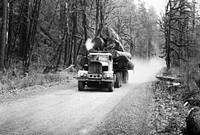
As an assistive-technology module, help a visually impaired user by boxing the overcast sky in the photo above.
[135,0,167,15]
[135,0,200,16]
[145,0,167,14]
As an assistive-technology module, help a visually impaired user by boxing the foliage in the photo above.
[0,0,161,73]
[0,0,163,96]
[109,0,160,59]
[152,81,187,135]
[159,0,200,69]
[0,69,71,96]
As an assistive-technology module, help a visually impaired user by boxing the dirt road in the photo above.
[0,79,154,135]
[0,79,141,134]
[0,58,165,135]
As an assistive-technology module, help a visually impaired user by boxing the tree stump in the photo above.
[186,106,200,135]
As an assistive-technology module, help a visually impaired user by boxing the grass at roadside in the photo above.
[150,66,200,135]
[151,80,187,135]
[90,83,155,135]
[0,68,76,98]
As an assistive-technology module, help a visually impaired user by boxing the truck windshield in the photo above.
[89,55,109,62]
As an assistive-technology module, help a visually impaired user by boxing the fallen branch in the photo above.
[156,75,182,83]
[63,65,76,72]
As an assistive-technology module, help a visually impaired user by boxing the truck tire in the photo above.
[78,81,85,91]
[122,70,129,84]
[107,82,114,92]
[115,72,122,88]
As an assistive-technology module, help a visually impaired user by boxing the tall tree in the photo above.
[160,0,191,69]
[19,0,41,74]
[0,0,7,71]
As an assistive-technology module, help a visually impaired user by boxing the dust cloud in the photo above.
[128,57,166,84]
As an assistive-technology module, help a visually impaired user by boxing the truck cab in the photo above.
[77,52,114,92]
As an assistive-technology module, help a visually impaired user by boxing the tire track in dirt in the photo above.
[0,82,135,135]
[89,82,155,135]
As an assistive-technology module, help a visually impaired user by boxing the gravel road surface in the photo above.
[0,58,164,135]
[0,80,154,135]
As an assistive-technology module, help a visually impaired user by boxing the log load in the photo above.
[84,37,134,71]
[77,26,134,70]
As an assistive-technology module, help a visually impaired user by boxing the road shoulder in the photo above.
[90,82,155,135]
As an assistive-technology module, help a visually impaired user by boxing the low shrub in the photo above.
[0,69,71,96]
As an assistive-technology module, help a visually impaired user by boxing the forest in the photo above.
[0,0,200,92]
[0,0,159,74]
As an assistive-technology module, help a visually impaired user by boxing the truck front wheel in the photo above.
[78,81,85,91]
[107,82,114,92]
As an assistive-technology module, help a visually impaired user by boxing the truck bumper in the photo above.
[77,78,114,83]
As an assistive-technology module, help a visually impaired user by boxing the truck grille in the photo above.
[88,62,102,74]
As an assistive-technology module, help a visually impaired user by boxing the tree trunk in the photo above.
[64,31,69,66]
[147,36,152,60]
[18,0,29,75]
[64,1,70,66]
[166,0,172,70]
[6,1,13,67]
[27,0,41,69]
[72,0,78,64]
[81,0,88,42]
[19,0,41,75]
[95,0,99,35]
[0,0,8,71]
[99,0,104,31]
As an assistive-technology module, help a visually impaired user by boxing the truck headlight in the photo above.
[103,71,113,79]
[78,70,88,77]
